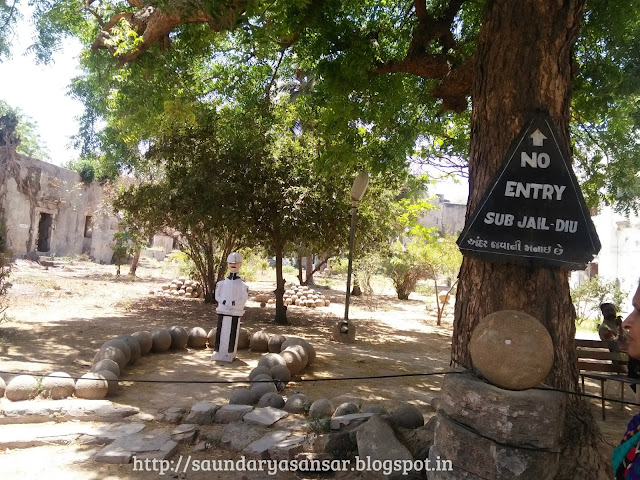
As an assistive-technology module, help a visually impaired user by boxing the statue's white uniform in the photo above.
[212,253,248,362]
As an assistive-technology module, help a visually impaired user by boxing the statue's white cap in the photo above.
[227,252,242,264]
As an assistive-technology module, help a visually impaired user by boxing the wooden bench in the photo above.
[576,339,639,420]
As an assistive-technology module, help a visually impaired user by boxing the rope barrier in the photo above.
[1,368,639,407]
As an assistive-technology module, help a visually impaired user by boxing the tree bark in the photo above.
[128,249,141,276]
[452,1,610,476]
[274,243,288,325]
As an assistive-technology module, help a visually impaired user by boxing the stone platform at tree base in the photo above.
[427,371,566,480]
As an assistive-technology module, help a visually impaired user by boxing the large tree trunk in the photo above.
[453,1,610,477]
[274,243,288,325]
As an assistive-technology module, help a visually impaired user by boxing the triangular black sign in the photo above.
[457,112,601,270]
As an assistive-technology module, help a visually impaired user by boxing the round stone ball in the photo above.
[280,349,304,376]
[389,403,424,429]
[229,388,259,405]
[269,365,291,384]
[132,331,153,355]
[268,334,286,353]
[281,337,316,365]
[188,327,208,348]
[75,372,109,399]
[41,372,75,400]
[248,367,271,381]
[309,399,334,420]
[251,373,274,384]
[469,310,554,390]
[150,328,172,353]
[5,375,39,401]
[117,334,142,364]
[237,328,251,350]
[169,326,189,349]
[101,339,131,365]
[0,377,5,398]
[283,344,308,370]
[75,373,109,399]
[250,331,270,352]
[283,393,310,414]
[95,370,119,396]
[251,378,278,397]
[334,402,360,417]
[258,353,287,370]
[207,328,217,349]
[257,392,285,408]
[331,319,356,343]
[94,346,127,370]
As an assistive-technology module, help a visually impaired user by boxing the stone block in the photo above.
[220,421,267,452]
[434,415,559,479]
[215,404,253,423]
[242,430,291,459]
[268,435,307,460]
[156,406,186,424]
[171,424,198,443]
[243,407,288,427]
[330,412,375,430]
[94,431,178,464]
[439,372,565,450]
[426,446,481,480]
[356,415,413,464]
[184,402,220,424]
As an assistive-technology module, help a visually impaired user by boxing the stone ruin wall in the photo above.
[1,153,119,264]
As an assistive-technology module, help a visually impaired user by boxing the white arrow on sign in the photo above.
[530,129,547,147]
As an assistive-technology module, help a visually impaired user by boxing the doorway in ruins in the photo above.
[36,212,53,252]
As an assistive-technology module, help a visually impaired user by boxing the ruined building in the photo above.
[0,117,119,263]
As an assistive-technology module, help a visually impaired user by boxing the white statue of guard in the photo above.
[212,252,248,362]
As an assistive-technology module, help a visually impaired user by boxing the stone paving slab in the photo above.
[184,401,220,424]
[0,398,140,424]
[220,421,267,452]
[215,404,253,423]
[267,435,308,460]
[330,412,375,430]
[242,407,288,426]
[242,430,291,459]
[94,429,178,464]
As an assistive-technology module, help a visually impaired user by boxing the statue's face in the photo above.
[228,262,241,273]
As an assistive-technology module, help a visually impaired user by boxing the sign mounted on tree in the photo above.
[457,112,601,270]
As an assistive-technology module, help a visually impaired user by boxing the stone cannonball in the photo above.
[95,370,119,396]
[269,364,291,384]
[101,339,131,365]
[188,327,208,349]
[169,326,189,349]
[283,393,310,414]
[309,399,334,420]
[207,328,217,349]
[0,376,5,398]
[279,349,304,376]
[41,372,75,400]
[248,367,271,381]
[237,328,251,350]
[91,358,120,377]
[94,346,127,370]
[75,373,109,399]
[150,328,172,353]
[281,337,316,365]
[5,375,39,401]
[257,353,287,370]
[251,373,273,384]
[251,378,278,398]
[283,345,308,370]
[132,331,153,355]
[250,331,270,352]
[268,334,286,353]
[257,392,285,408]
[117,334,142,364]
[469,310,554,390]
[229,388,259,405]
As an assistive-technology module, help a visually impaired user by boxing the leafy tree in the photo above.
[16,0,640,472]
[0,101,50,160]
[571,276,628,324]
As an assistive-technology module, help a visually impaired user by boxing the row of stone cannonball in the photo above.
[150,277,204,299]
[255,285,331,308]
[228,334,316,409]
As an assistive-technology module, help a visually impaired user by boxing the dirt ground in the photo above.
[0,258,634,478]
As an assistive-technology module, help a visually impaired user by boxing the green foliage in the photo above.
[111,230,147,276]
[571,275,628,324]
[167,250,198,280]
[0,101,50,159]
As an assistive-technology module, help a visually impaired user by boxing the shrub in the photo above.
[571,275,627,324]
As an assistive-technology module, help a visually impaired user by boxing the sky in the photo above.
[0,9,469,204]
[0,10,84,167]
